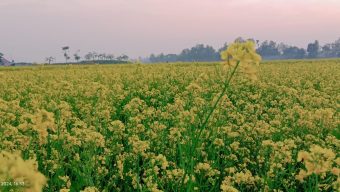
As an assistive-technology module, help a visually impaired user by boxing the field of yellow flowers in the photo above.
[0,56,339,190]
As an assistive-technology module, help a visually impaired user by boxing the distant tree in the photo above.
[98,53,107,60]
[149,54,157,62]
[256,40,280,58]
[107,54,115,60]
[163,54,178,62]
[117,54,129,61]
[320,44,332,58]
[307,40,320,58]
[178,44,219,62]
[104,54,110,60]
[151,53,178,62]
[277,43,289,55]
[62,46,70,63]
[74,53,81,63]
[322,44,332,52]
[73,50,81,63]
[332,38,340,57]
[45,56,55,64]
[122,54,129,61]
[102,54,108,60]
[0,52,3,65]
[98,54,103,60]
[326,38,340,57]
[178,49,190,61]
[92,52,98,61]
[149,44,221,63]
[282,46,306,59]
[146,37,340,62]
[84,52,97,62]
[84,52,92,61]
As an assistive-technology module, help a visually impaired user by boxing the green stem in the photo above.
[197,61,240,138]
[181,61,240,190]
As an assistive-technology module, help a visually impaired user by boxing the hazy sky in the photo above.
[1,0,340,62]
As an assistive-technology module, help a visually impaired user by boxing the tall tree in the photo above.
[45,56,55,64]
[307,40,320,58]
[74,50,81,63]
[62,46,70,63]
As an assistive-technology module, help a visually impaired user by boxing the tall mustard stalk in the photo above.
[182,40,262,191]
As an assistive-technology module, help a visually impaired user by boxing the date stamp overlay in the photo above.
[1,181,26,190]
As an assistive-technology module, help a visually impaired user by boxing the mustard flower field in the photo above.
[0,48,339,191]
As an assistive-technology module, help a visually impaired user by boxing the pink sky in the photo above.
[0,0,340,62]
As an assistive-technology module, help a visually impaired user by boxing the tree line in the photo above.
[2,38,340,65]
[147,38,340,63]
[44,46,130,64]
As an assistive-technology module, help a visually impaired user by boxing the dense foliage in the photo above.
[147,38,340,62]
[0,58,339,191]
